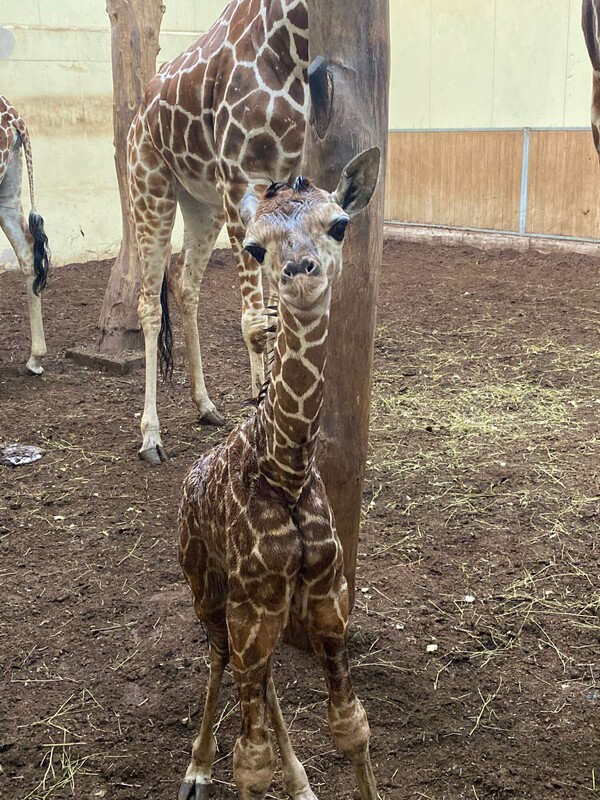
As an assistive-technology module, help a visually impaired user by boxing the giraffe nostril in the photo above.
[282,261,303,278]
[283,259,318,279]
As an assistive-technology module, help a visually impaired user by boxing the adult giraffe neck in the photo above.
[257,291,331,506]
[274,0,309,30]
[264,0,309,70]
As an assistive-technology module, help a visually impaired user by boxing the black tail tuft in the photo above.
[28,211,50,296]
[158,274,174,382]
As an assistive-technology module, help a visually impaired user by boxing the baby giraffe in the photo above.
[178,146,381,800]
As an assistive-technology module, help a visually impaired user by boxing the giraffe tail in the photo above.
[29,211,50,296]
[158,273,174,381]
[14,117,50,295]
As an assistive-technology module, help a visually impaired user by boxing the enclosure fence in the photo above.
[385,128,600,243]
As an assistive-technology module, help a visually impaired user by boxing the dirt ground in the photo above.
[0,238,598,800]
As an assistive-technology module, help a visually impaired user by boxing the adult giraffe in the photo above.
[582,0,600,158]
[0,96,50,375]
[129,0,309,464]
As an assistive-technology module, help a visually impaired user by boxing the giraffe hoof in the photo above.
[178,779,211,800]
[18,364,44,377]
[138,445,168,465]
[199,409,225,426]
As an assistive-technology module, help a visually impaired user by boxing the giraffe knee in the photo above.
[241,309,267,354]
[328,697,371,758]
[173,287,198,316]
[233,732,277,798]
[168,264,198,309]
[138,295,162,334]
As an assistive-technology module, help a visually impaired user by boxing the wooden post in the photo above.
[97,0,165,354]
[304,0,390,608]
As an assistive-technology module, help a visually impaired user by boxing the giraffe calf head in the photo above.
[240,147,380,312]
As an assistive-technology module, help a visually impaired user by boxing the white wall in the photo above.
[0,0,595,266]
[0,1,230,267]
[389,0,592,130]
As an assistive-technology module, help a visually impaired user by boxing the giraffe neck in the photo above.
[257,293,331,505]
[267,0,308,30]
[244,0,308,53]
[263,0,309,71]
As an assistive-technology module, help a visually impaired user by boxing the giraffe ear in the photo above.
[333,147,380,217]
[240,189,260,228]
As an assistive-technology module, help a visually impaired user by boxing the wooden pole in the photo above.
[304,0,390,608]
[97,0,165,354]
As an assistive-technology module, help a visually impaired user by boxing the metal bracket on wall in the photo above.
[519,128,530,236]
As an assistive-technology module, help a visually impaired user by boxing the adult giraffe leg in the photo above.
[129,120,177,464]
[0,154,46,375]
[306,578,377,800]
[223,190,266,398]
[169,188,225,426]
[266,677,319,800]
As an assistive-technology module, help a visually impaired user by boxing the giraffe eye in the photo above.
[328,219,348,242]
[244,244,267,264]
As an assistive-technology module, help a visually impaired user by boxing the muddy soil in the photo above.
[0,239,598,799]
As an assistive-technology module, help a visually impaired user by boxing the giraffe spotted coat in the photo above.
[128,0,309,464]
[178,150,381,800]
[0,96,49,375]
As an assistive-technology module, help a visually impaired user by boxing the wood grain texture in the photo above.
[527,130,600,238]
[384,128,600,240]
[385,130,523,232]
[302,0,390,611]
[98,0,165,353]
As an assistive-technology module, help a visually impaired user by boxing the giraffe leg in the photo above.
[138,253,173,465]
[179,498,231,799]
[266,677,319,800]
[223,191,266,398]
[170,188,225,426]
[0,154,46,375]
[306,581,378,800]
[228,606,289,800]
[179,637,229,800]
[129,120,177,464]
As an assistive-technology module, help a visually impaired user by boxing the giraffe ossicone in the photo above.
[128,0,310,465]
[178,146,381,800]
[0,95,50,375]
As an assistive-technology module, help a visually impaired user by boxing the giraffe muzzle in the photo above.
[279,257,328,311]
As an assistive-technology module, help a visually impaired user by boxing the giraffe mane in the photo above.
[240,307,277,409]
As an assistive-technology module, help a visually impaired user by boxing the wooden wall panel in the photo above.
[385,130,523,231]
[526,130,600,238]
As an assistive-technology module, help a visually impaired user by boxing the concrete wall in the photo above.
[0,1,230,267]
[389,0,591,130]
[0,0,596,267]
